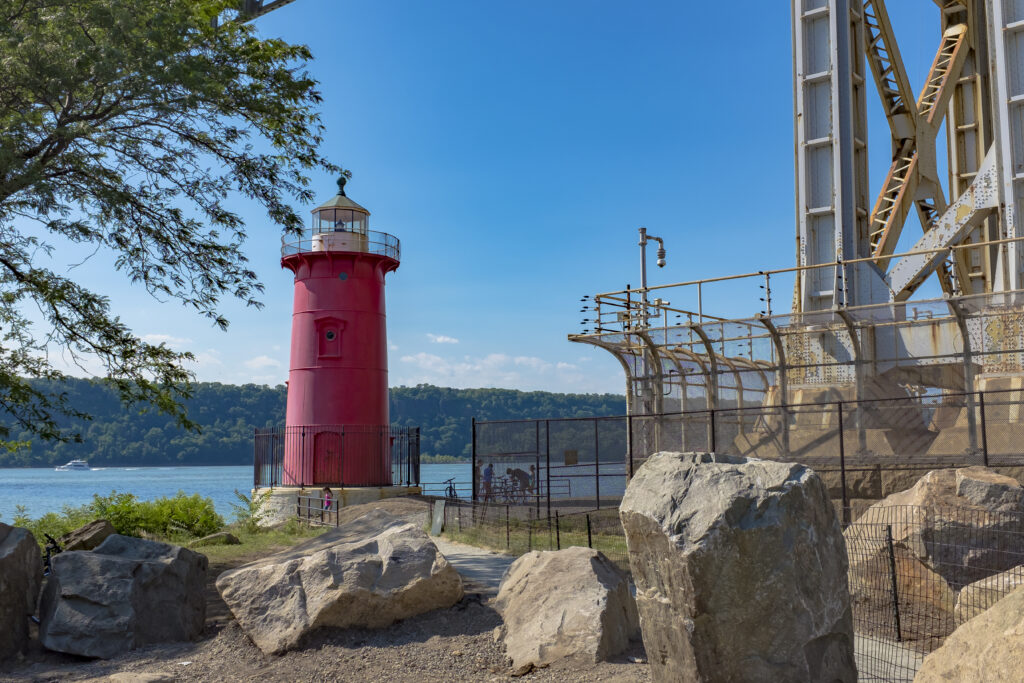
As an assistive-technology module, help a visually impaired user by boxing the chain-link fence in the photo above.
[473,388,1024,521]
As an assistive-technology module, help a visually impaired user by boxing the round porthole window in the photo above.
[338,272,348,281]
[325,330,336,341]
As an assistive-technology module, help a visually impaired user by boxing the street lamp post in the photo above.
[638,227,666,328]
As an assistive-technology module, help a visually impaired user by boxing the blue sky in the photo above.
[44,1,951,394]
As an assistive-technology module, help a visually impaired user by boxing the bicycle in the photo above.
[43,533,62,577]
[443,477,459,500]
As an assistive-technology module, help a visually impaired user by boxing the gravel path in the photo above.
[433,537,517,594]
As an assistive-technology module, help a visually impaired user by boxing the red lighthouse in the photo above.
[280,176,400,486]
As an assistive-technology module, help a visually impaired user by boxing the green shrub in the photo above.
[90,491,144,535]
[138,491,223,538]
[229,488,272,534]
[13,490,224,546]
[10,503,94,547]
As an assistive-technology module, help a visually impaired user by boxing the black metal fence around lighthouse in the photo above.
[253,424,420,488]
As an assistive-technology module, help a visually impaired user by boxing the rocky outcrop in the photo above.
[38,534,207,658]
[58,519,115,552]
[914,584,1024,682]
[856,466,1024,588]
[216,509,463,654]
[620,452,855,683]
[0,523,42,660]
[494,547,638,669]
[954,564,1024,625]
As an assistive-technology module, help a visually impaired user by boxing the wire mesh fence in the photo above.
[435,499,630,575]
[845,504,1024,681]
[428,498,1024,683]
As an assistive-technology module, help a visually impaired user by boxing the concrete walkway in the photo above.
[433,537,516,595]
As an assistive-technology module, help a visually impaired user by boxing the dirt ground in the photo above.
[1,499,650,683]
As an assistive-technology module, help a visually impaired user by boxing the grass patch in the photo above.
[198,518,328,565]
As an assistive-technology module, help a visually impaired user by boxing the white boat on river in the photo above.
[54,460,90,471]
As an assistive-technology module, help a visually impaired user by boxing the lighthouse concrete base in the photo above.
[253,485,422,526]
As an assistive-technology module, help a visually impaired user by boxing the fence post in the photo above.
[594,419,601,510]
[506,504,510,550]
[555,511,561,550]
[528,507,533,551]
[886,524,903,642]
[626,414,634,478]
[709,408,717,453]
[837,402,849,528]
[545,420,552,522]
[979,391,989,466]
[586,513,593,549]
[471,418,477,502]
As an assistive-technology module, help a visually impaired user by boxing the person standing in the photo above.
[322,486,333,522]
[482,462,494,503]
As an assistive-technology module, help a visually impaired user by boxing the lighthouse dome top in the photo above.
[282,175,400,261]
[313,174,370,216]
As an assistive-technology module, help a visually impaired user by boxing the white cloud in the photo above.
[389,343,400,351]
[141,333,192,349]
[426,333,459,344]
[395,350,620,393]
[244,355,282,370]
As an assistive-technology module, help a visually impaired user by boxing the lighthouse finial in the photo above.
[337,169,352,196]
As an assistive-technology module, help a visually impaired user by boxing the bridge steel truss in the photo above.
[572,0,1024,463]
[792,0,1024,312]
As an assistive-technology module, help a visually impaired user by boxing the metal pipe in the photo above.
[590,235,1024,299]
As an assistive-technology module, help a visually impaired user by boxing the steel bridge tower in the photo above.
[793,0,1019,311]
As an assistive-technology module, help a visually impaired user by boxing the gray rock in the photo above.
[915,584,1024,682]
[619,452,855,683]
[216,509,463,654]
[58,519,115,552]
[858,466,1024,588]
[0,523,42,660]
[38,534,207,658]
[954,564,1024,625]
[189,531,240,547]
[494,546,638,669]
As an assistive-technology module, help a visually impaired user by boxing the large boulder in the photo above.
[58,519,115,552]
[856,466,1024,588]
[38,534,207,658]
[216,509,463,654]
[620,452,855,683]
[0,523,42,660]
[954,564,1024,625]
[914,584,1024,682]
[494,546,638,669]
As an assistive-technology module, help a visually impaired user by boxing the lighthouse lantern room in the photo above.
[279,175,402,487]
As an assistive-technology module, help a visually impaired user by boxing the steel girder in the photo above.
[792,0,1024,309]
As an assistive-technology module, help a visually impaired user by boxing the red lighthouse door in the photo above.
[312,430,343,484]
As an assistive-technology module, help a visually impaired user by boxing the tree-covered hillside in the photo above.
[0,378,625,467]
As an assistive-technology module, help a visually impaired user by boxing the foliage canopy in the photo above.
[0,0,334,445]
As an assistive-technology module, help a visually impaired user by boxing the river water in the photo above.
[0,463,473,522]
